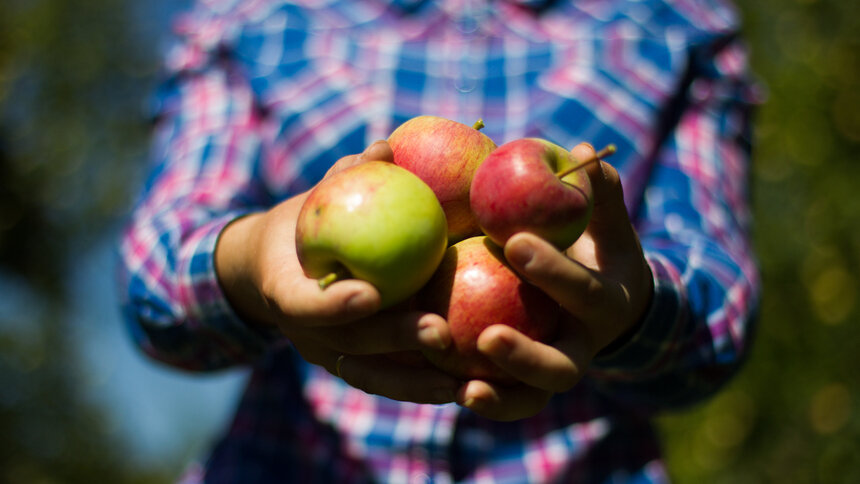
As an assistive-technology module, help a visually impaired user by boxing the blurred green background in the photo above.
[0,0,857,482]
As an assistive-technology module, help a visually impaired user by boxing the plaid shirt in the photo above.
[119,0,761,482]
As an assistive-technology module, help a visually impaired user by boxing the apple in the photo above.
[469,139,615,250]
[416,236,561,382]
[296,161,448,309]
[388,115,497,242]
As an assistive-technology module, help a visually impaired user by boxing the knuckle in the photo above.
[549,366,583,393]
[533,256,567,287]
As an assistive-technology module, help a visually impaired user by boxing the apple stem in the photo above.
[472,119,485,131]
[318,267,351,290]
[555,144,617,179]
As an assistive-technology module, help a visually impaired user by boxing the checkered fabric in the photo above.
[118,1,761,482]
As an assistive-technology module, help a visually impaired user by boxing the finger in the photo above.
[360,139,394,163]
[308,311,451,354]
[338,354,460,404]
[504,232,613,325]
[571,144,633,243]
[570,142,622,212]
[457,380,552,421]
[476,324,589,393]
[273,276,382,327]
[325,140,394,177]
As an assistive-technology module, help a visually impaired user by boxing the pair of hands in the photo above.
[215,140,653,421]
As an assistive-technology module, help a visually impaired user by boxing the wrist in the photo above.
[590,253,655,358]
[215,211,274,327]
[590,252,683,376]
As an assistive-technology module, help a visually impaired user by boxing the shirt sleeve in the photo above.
[588,34,762,410]
[117,9,285,371]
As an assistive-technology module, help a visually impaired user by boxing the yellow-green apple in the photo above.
[416,236,560,382]
[470,139,615,250]
[388,115,497,242]
[296,161,448,309]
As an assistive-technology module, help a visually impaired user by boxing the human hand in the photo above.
[215,141,460,404]
[456,143,654,420]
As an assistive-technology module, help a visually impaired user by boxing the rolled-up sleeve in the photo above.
[118,9,283,371]
[590,35,761,410]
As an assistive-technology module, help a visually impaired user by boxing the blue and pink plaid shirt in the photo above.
[119,0,761,482]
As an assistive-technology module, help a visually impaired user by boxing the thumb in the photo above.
[325,140,394,178]
[361,139,394,163]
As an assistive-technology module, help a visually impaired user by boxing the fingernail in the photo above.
[457,385,483,411]
[477,330,512,357]
[506,239,534,268]
[419,316,449,350]
[347,291,376,313]
[363,139,384,155]
[456,384,473,406]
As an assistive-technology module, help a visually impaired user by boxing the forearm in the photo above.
[215,211,273,328]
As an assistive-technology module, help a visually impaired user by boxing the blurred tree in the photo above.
[659,1,860,483]
[0,0,182,482]
[1,0,158,284]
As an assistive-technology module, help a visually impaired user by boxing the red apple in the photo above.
[470,139,614,250]
[416,236,561,382]
[388,115,497,242]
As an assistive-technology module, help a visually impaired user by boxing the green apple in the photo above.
[296,161,448,309]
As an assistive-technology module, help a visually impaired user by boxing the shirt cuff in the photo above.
[588,251,688,381]
[178,212,289,360]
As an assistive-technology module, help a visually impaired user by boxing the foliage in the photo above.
[658,1,860,483]
[0,0,157,289]
[1,0,177,482]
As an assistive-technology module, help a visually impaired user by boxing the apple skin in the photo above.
[470,138,593,250]
[296,161,448,309]
[416,236,561,383]
[388,115,497,243]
